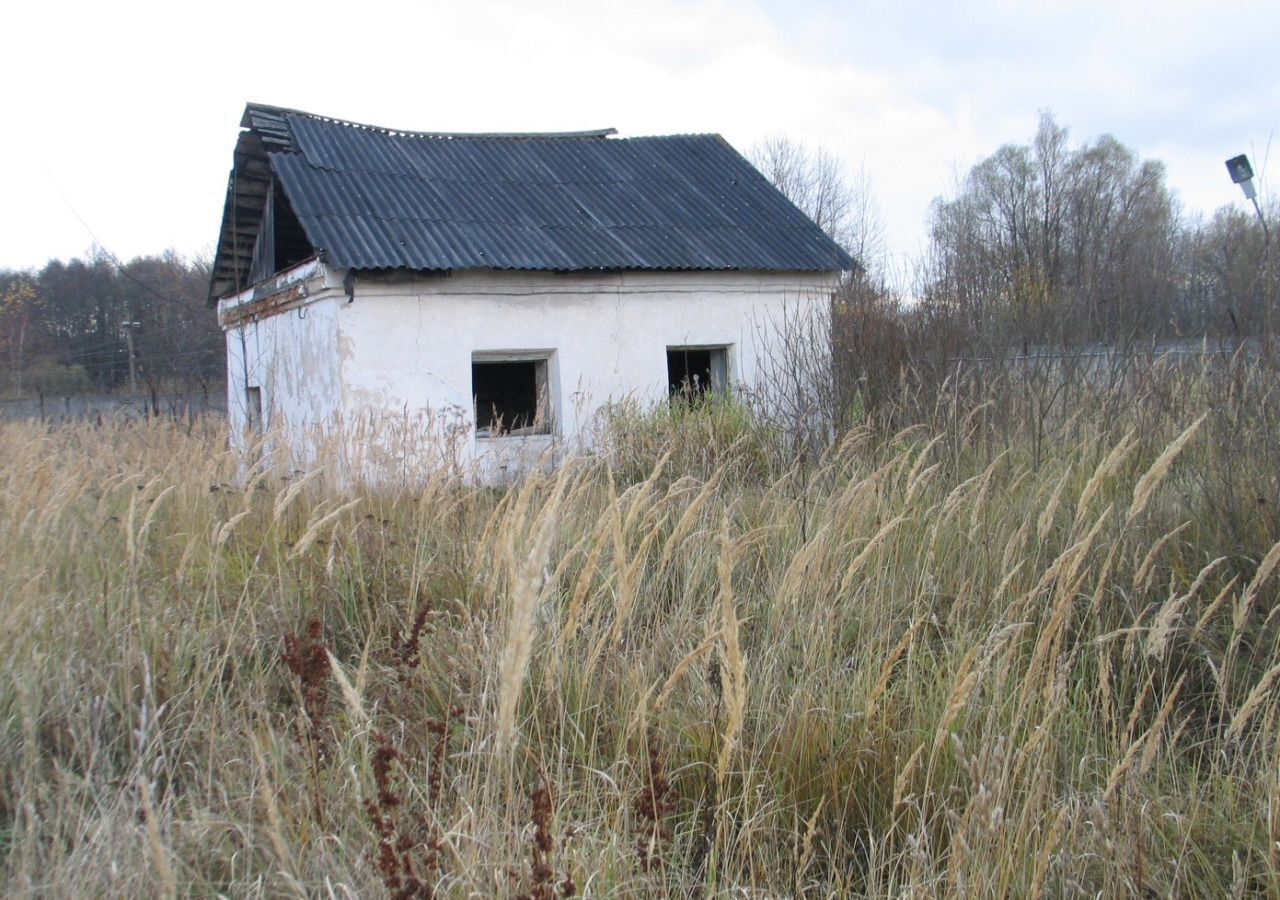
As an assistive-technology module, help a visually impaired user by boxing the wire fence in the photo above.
[0,386,227,424]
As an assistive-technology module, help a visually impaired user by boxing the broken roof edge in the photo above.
[340,263,849,278]
[210,259,847,306]
[242,102,617,141]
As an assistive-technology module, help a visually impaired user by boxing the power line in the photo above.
[43,164,204,310]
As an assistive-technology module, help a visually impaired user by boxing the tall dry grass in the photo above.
[1,351,1279,896]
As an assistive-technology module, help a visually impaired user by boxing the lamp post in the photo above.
[1226,154,1269,243]
[1226,153,1273,351]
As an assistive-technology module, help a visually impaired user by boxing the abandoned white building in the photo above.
[209,103,853,478]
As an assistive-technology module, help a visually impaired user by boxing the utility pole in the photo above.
[121,321,140,392]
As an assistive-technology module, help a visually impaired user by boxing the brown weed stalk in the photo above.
[395,603,433,678]
[634,725,676,872]
[515,779,576,900]
[367,732,446,900]
[281,619,332,757]
[427,706,462,807]
[281,617,335,826]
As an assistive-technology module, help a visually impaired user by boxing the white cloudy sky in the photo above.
[1,0,1276,274]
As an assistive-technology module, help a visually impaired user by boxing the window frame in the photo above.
[666,344,730,397]
[471,350,555,438]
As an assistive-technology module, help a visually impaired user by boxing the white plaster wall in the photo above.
[220,265,344,468]
[334,268,836,477]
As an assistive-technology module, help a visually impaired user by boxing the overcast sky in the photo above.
[2,0,1276,276]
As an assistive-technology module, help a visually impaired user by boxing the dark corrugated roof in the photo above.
[210,103,854,300]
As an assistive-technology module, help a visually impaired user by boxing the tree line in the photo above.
[1,112,1272,419]
[0,250,222,405]
[754,113,1278,421]
[920,113,1274,344]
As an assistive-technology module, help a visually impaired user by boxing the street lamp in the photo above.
[1226,154,1257,198]
[1226,153,1268,241]
[1227,153,1275,351]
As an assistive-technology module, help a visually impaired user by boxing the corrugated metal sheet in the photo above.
[210,104,853,299]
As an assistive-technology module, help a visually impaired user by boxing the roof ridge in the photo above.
[244,102,617,141]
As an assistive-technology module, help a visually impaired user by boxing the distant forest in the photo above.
[0,251,222,402]
[0,113,1274,416]
[755,115,1277,419]
[754,115,1276,346]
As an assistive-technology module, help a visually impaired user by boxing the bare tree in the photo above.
[749,135,885,274]
[0,278,39,393]
[1183,200,1278,339]
[748,135,915,429]
[125,252,223,414]
[923,112,1180,348]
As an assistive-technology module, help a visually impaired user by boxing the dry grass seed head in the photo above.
[1127,412,1207,522]
[272,467,325,524]
[1133,520,1192,595]
[289,498,361,560]
[495,470,570,759]
[1226,659,1280,742]
[1146,556,1228,662]
[1074,430,1137,532]
[1037,465,1074,541]
[715,515,747,786]
[1240,539,1280,631]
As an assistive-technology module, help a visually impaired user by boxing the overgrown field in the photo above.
[3,354,1280,897]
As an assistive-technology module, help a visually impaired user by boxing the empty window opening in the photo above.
[248,179,314,285]
[245,385,263,434]
[667,346,727,398]
[272,185,312,273]
[473,357,551,436]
